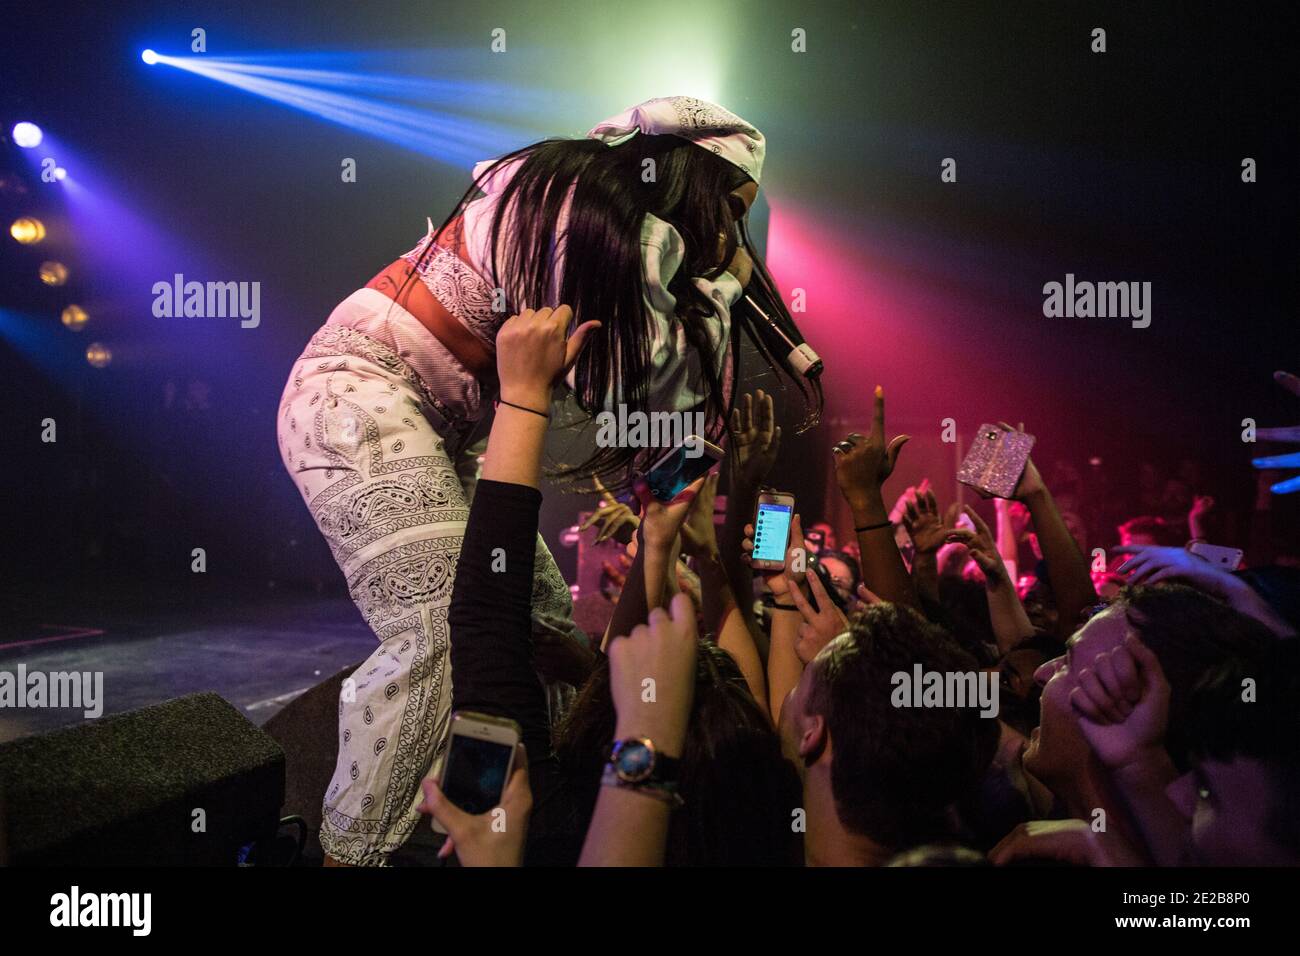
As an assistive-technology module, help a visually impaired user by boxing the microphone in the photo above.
[741,293,824,379]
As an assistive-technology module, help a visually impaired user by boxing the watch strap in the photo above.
[600,763,684,807]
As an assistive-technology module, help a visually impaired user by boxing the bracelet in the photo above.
[854,519,894,533]
[769,601,799,610]
[495,397,550,420]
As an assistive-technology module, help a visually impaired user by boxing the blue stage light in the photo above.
[12,122,43,148]
[139,52,556,168]
[141,49,159,65]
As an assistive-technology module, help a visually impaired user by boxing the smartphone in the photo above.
[957,425,1036,499]
[751,491,796,571]
[1187,541,1244,570]
[640,436,724,502]
[431,711,521,833]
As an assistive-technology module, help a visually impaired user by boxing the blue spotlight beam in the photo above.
[144,53,557,167]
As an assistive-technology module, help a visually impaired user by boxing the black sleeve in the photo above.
[447,478,551,760]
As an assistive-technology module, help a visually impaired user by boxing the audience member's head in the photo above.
[778,603,998,864]
[998,631,1066,736]
[815,550,860,610]
[808,521,838,553]
[937,575,999,664]
[1027,585,1275,804]
[1169,639,1300,865]
[1117,515,1183,548]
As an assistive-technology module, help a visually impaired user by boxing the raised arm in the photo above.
[602,475,707,649]
[901,486,957,605]
[738,513,810,725]
[721,390,783,644]
[949,505,1036,655]
[680,471,767,712]
[446,305,600,746]
[832,386,918,608]
[1009,435,1097,643]
[579,592,698,866]
[424,305,598,865]
[1070,636,1185,866]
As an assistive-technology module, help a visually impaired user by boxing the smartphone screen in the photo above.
[644,443,717,502]
[440,733,514,815]
[752,501,794,564]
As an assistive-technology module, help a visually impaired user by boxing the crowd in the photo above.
[417,305,1299,867]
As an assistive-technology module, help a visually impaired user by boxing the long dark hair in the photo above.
[554,641,803,866]
[405,131,820,486]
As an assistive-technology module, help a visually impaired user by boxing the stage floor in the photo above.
[0,582,373,744]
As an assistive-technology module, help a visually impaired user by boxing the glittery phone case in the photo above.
[956,425,1036,499]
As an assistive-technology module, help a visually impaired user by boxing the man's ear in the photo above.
[798,713,827,764]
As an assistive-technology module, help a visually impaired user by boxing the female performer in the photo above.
[277,96,819,865]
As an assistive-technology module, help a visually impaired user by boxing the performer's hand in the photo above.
[496,305,600,411]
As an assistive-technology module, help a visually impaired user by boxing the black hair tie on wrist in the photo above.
[854,519,893,533]
[496,398,550,420]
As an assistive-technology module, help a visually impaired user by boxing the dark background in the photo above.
[3,0,1298,626]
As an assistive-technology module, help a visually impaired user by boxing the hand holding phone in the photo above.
[748,492,796,571]
[429,711,522,835]
[634,474,710,552]
[420,737,532,867]
[639,436,725,503]
[1186,541,1243,570]
[957,424,1036,499]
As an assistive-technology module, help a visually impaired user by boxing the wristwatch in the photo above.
[602,737,684,806]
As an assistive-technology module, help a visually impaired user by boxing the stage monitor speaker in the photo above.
[0,691,285,866]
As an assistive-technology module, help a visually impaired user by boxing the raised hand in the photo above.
[1070,635,1170,771]
[679,471,721,560]
[730,390,782,488]
[634,474,709,552]
[832,386,910,509]
[947,505,1010,588]
[581,476,640,544]
[608,592,699,757]
[903,487,958,555]
[1188,494,1215,538]
[742,513,807,596]
[581,499,640,544]
[1251,371,1300,493]
[1111,544,1233,592]
[990,422,1046,502]
[496,305,601,412]
[785,565,850,664]
[889,478,931,524]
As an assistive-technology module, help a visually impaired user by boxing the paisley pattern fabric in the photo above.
[587,95,766,183]
[399,220,501,347]
[278,314,578,866]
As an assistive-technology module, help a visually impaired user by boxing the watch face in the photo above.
[613,740,654,782]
